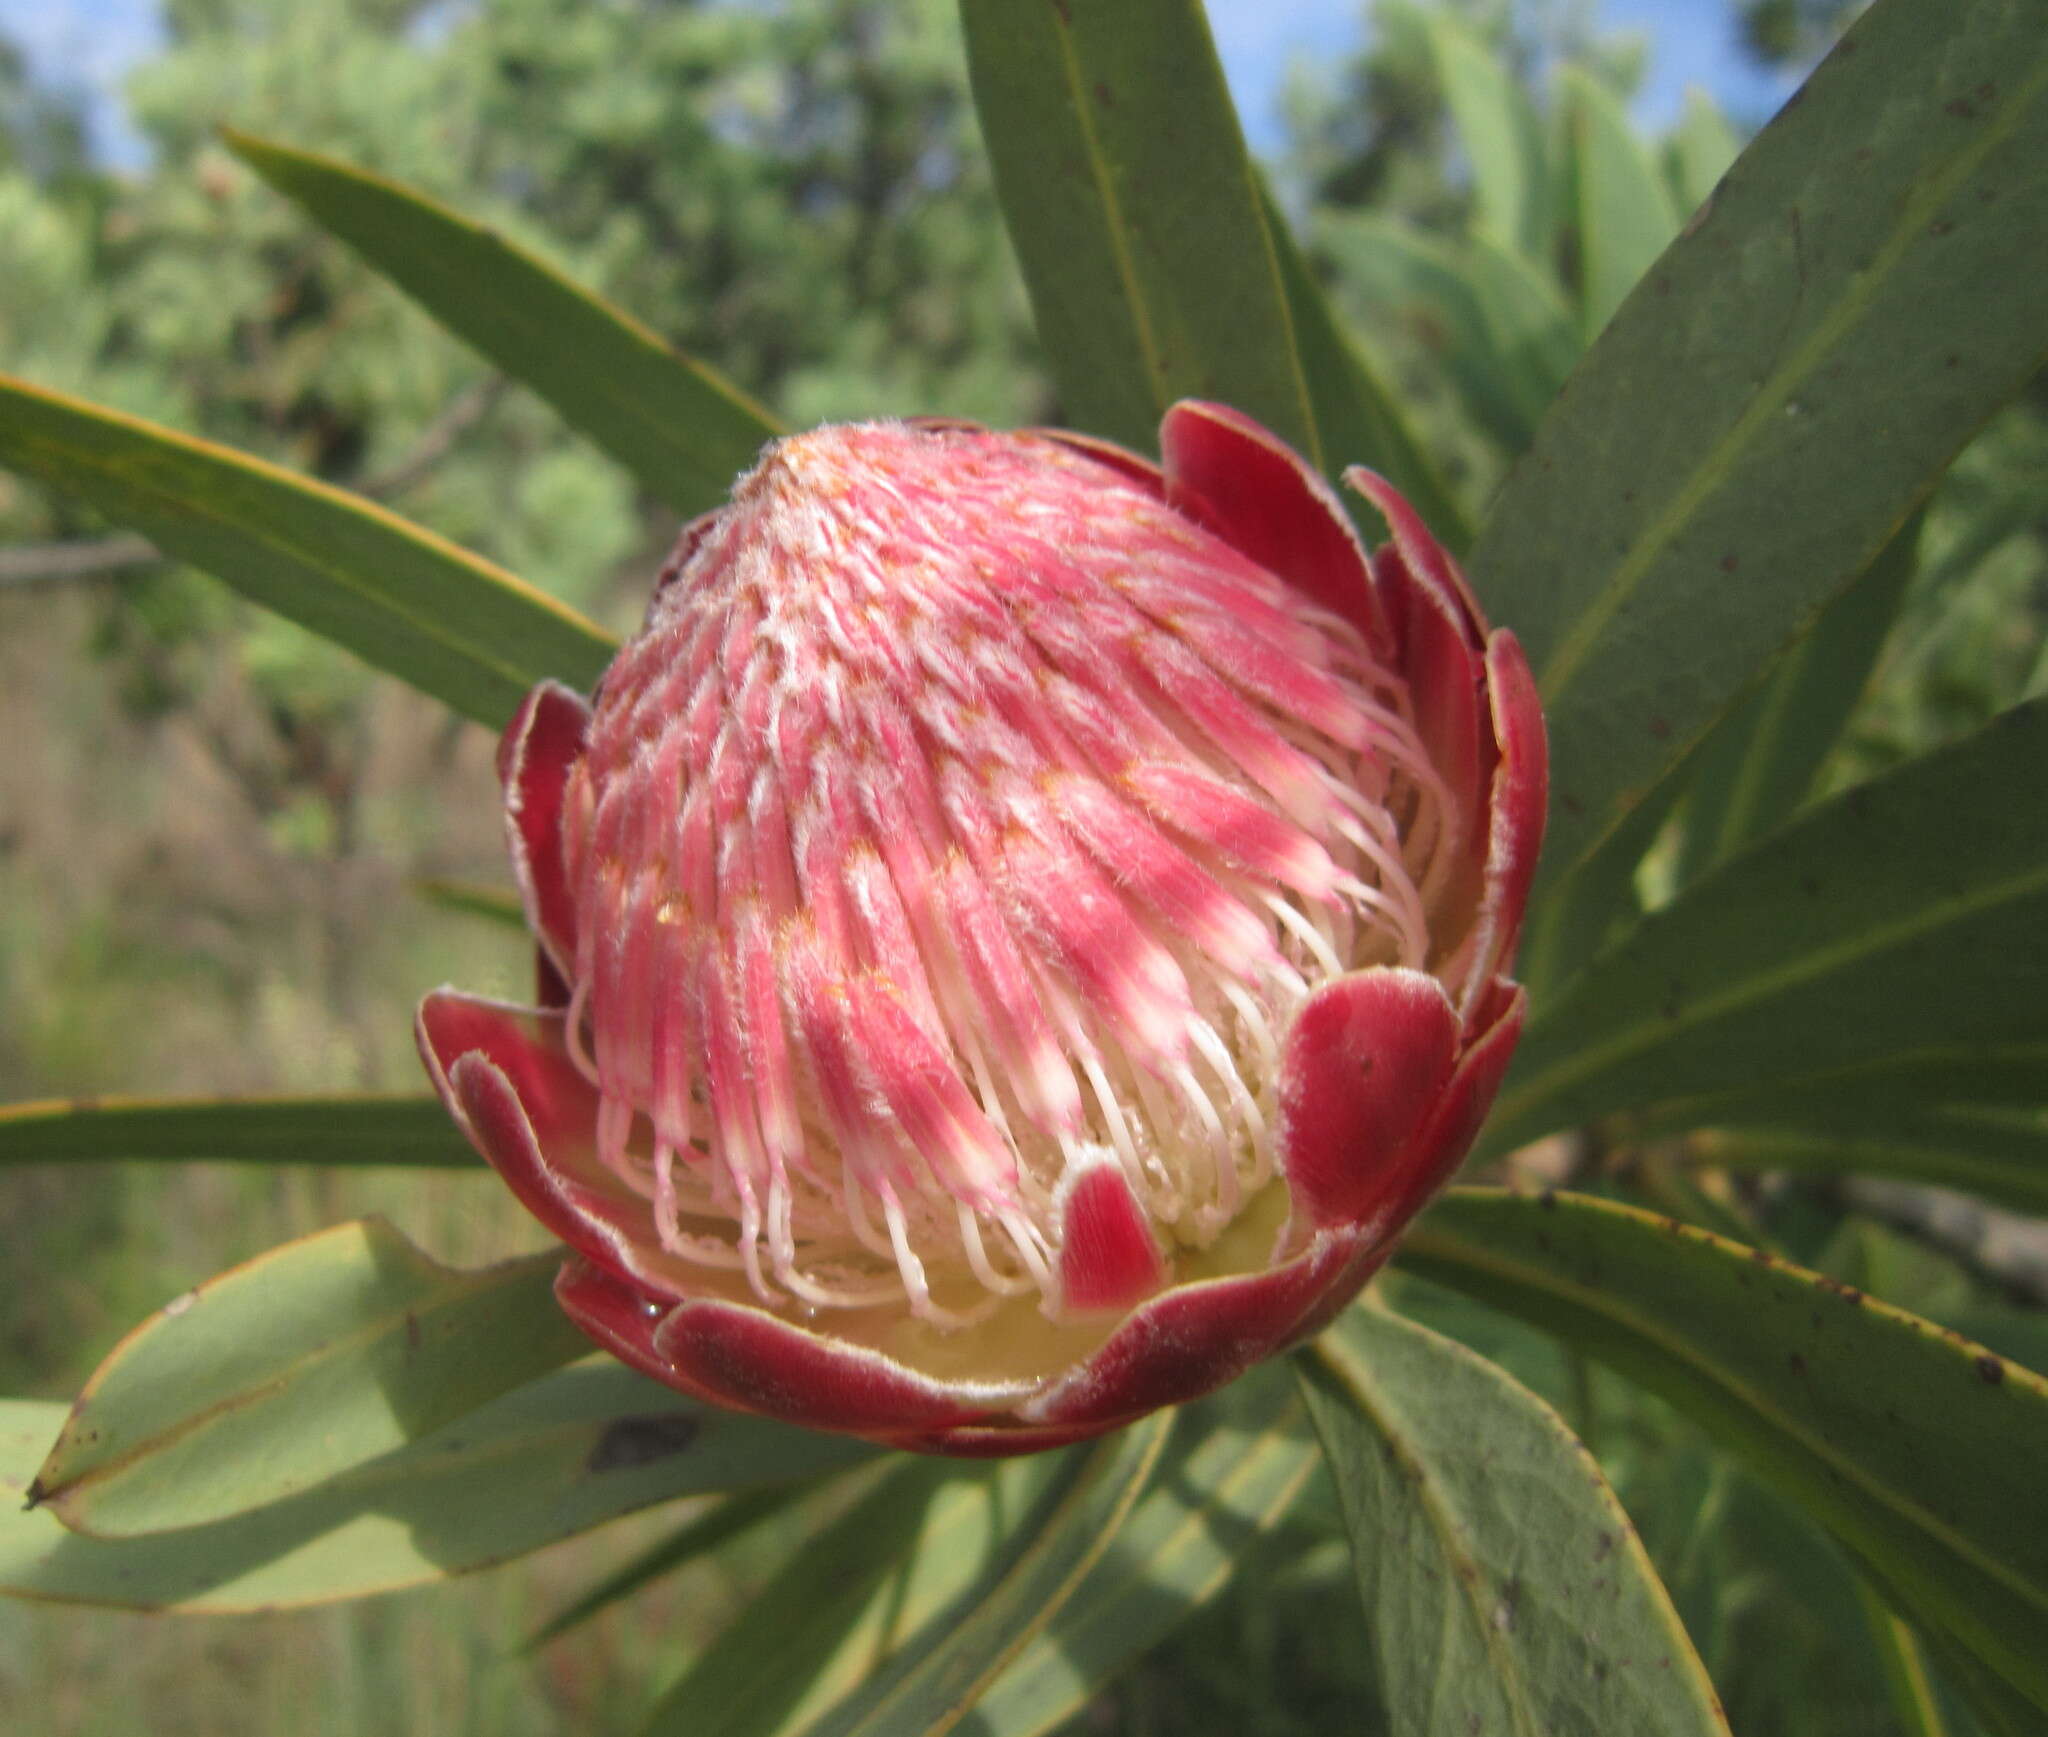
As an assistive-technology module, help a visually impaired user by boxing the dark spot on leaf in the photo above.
[1594,1530,1614,1560]
[1092,81,1113,109]
[1945,354,1961,369]
[1559,793,1584,818]
[1788,1351,1807,1377]
[1977,81,1997,100]
[1976,1355,2005,1385]
[404,1310,422,1353]
[1800,875,1822,897]
[1648,716,1671,740]
[1944,97,1978,119]
[1048,0,1071,22]
[1928,218,1956,237]
[1853,145,1873,163]
[23,1478,46,1512]
[1719,554,1739,573]
[587,1413,702,1473]
[1594,1661,1610,1682]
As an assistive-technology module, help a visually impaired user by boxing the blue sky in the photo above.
[5,0,1801,168]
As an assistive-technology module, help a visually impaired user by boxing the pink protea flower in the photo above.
[417,401,1544,1454]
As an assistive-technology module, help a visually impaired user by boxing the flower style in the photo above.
[417,401,1544,1454]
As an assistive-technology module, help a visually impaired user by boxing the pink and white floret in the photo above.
[417,400,1545,1454]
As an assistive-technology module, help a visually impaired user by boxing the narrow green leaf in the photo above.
[1665,89,1743,217]
[961,0,1316,459]
[1427,13,1554,260]
[1676,511,1923,882]
[1924,1624,2048,1737]
[0,1371,874,1611]
[1476,0,2048,882]
[0,374,614,726]
[30,1219,589,1534]
[1258,184,1474,550]
[1560,66,1681,334]
[1486,701,2048,1151]
[414,878,528,929]
[959,1370,1319,1737]
[1320,214,1553,453]
[1399,1189,2048,1711]
[1514,770,1680,1012]
[1695,1106,2048,1220]
[223,129,779,517]
[525,1479,828,1652]
[1462,234,1582,418]
[1856,1579,1956,1737]
[639,1456,1054,1737]
[0,1093,476,1168]
[1296,1300,1728,1737]
[1634,1045,2048,1135]
[799,1415,1170,1737]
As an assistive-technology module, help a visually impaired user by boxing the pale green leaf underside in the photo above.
[1488,700,2048,1151]
[224,129,780,518]
[1401,1190,2048,1711]
[1297,1300,1728,1737]
[32,1219,588,1534]
[0,1371,875,1611]
[1475,0,2048,883]
[0,373,614,726]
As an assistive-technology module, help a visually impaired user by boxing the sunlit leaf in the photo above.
[30,1219,588,1534]
[224,129,780,517]
[1296,1299,1729,1737]
[0,1094,476,1168]
[797,1415,1170,1737]
[960,0,1315,459]
[0,374,613,726]
[959,1370,1318,1737]
[1427,12,1554,260]
[1694,1105,2048,1221]
[1258,184,1474,549]
[1400,1190,2048,1711]
[1475,0,2048,882]
[1560,66,1680,335]
[1319,213,1553,453]
[0,1372,874,1611]
[525,1480,825,1652]
[1675,512,1923,883]
[1665,89,1743,217]
[1485,700,2048,1151]
[637,1456,1051,1737]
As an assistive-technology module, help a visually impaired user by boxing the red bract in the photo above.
[417,402,1545,1454]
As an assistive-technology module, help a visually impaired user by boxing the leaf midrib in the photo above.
[45,1251,564,1515]
[1496,851,2048,1133]
[1532,47,2048,709]
[1307,1331,1547,1737]
[1402,1212,2048,1621]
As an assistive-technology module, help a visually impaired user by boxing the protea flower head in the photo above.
[418,401,1544,1454]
